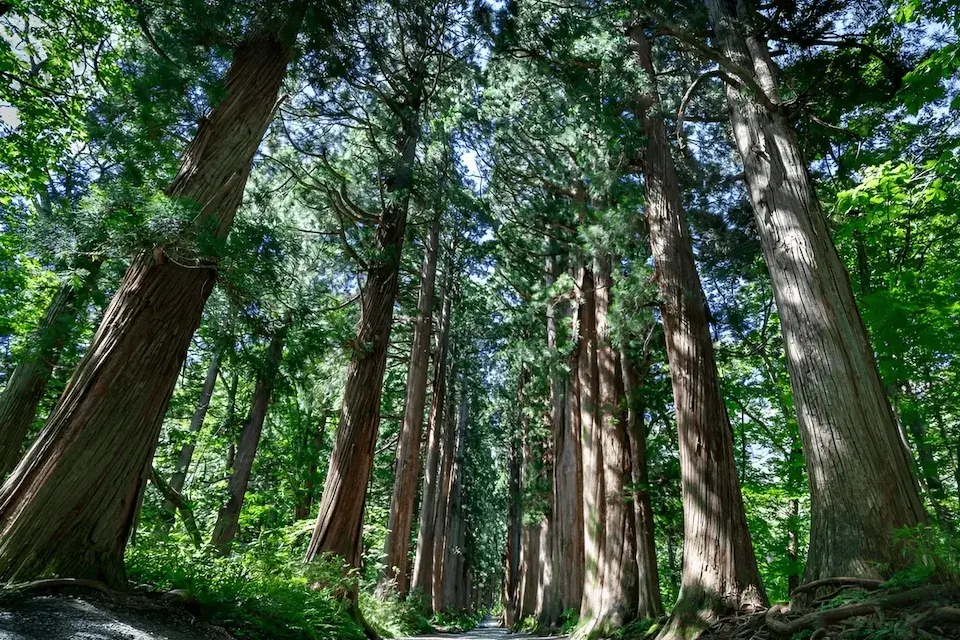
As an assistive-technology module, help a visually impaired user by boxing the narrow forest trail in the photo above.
[401,618,567,640]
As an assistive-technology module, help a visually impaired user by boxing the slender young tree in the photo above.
[211,318,289,553]
[0,13,304,586]
[699,0,926,582]
[627,24,767,639]
[380,210,441,596]
[161,351,221,524]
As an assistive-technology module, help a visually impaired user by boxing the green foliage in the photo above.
[358,591,432,638]
[126,542,365,640]
[430,609,483,632]
[888,524,960,587]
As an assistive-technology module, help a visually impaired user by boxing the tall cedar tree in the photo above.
[379,211,441,596]
[0,14,303,586]
[411,284,453,603]
[629,26,767,639]
[701,0,926,581]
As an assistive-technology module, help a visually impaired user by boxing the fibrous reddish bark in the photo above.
[440,387,468,612]
[621,346,663,618]
[411,286,453,604]
[0,260,101,478]
[702,0,926,582]
[577,263,604,624]
[431,364,459,612]
[0,25,300,587]
[504,371,525,628]
[211,320,288,553]
[380,212,441,596]
[589,259,638,635]
[558,269,585,613]
[305,94,422,570]
[628,25,767,639]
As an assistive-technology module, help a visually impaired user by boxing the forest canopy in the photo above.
[0,0,959,639]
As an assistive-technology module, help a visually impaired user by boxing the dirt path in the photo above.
[401,618,566,640]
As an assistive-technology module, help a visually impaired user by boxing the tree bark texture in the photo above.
[621,347,663,618]
[504,375,525,628]
[629,26,767,640]
[0,260,102,479]
[380,212,441,596]
[558,278,585,613]
[305,92,422,570]
[211,321,288,553]
[577,263,604,624]
[411,288,453,602]
[0,29,297,587]
[702,0,926,582]
[431,364,459,612]
[588,259,638,635]
[440,387,468,612]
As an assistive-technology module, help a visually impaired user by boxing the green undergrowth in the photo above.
[431,609,484,632]
[127,539,485,640]
[359,590,432,638]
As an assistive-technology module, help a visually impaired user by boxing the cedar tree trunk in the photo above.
[0,27,298,587]
[211,320,288,553]
[702,0,926,582]
[0,260,102,478]
[628,26,767,640]
[380,212,441,596]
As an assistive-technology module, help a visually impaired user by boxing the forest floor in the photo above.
[401,617,566,639]
[0,589,232,640]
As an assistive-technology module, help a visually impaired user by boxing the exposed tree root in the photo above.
[699,582,960,640]
[790,577,884,597]
[0,578,118,599]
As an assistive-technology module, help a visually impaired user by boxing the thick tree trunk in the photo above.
[306,94,422,570]
[411,288,453,604]
[702,0,926,582]
[558,277,585,613]
[0,260,102,478]
[517,385,540,625]
[295,411,327,520]
[380,212,441,596]
[586,258,638,636]
[535,515,556,629]
[211,321,288,553]
[431,365,459,612]
[161,352,221,524]
[504,375,525,628]
[440,388,468,612]
[621,347,663,619]
[518,520,540,624]
[0,29,298,587]
[577,263,604,624]
[628,26,767,639]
